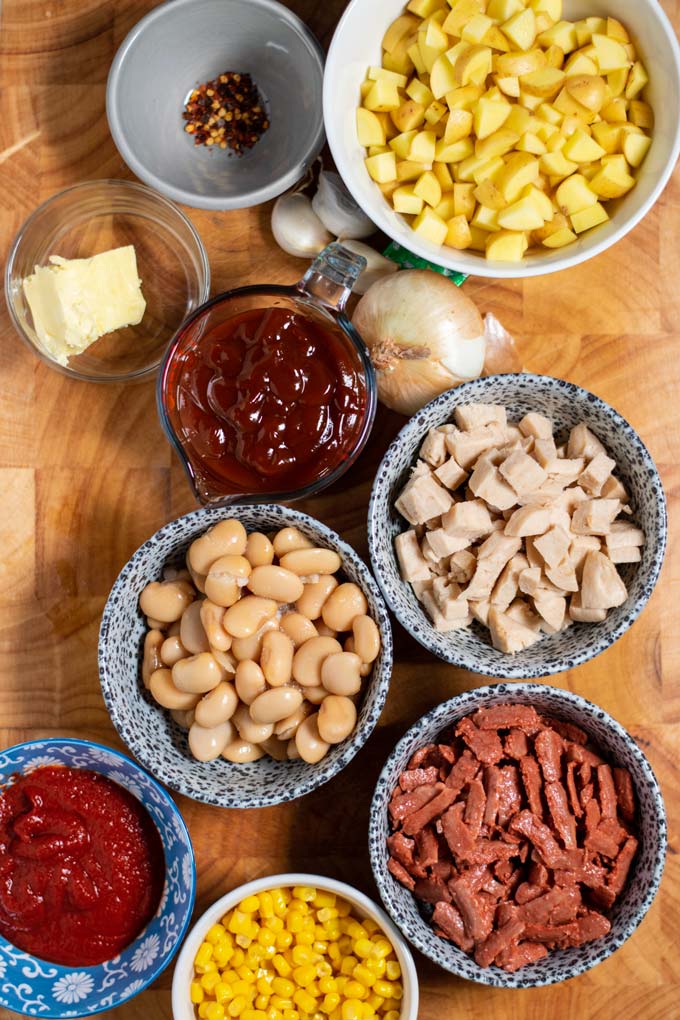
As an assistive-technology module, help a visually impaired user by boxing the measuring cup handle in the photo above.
[296,242,367,314]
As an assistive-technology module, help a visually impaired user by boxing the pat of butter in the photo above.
[22,245,146,366]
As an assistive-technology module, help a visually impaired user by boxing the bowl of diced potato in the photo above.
[324,0,680,276]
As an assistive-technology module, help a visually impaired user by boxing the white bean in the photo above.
[200,600,232,651]
[295,575,338,621]
[295,714,331,764]
[205,555,252,607]
[235,659,267,705]
[194,681,239,727]
[260,630,294,687]
[259,736,290,761]
[320,652,363,696]
[172,652,225,694]
[223,596,278,639]
[272,527,314,557]
[149,669,201,710]
[170,708,195,729]
[321,583,368,633]
[274,702,313,741]
[279,548,342,577]
[279,613,319,648]
[142,630,164,688]
[233,703,275,743]
[292,636,342,687]
[222,739,266,763]
[248,565,305,603]
[188,519,247,575]
[231,618,278,661]
[352,615,380,664]
[344,636,372,676]
[140,580,194,623]
[317,695,357,744]
[161,635,189,667]
[180,599,210,654]
[245,532,275,568]
[250,687,304,725]
[189,720,234,762]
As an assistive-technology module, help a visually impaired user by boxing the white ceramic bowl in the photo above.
[107,0,325,210]
[171,873,419,1020]
[324,0,680,278]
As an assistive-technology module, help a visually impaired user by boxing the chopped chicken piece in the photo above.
[396,531,432,582]
[421,590,472,632]
[555,485,589,515]
[546,458,586,487]
[601,475,630,505]
[505,425,524,444]
[534,594,567,631]
[608,546,641,564]
[423,528,471,560]
[491,553,530,610]
[470,599,491,625]
[571,499,620,536]
[569,591,607,623]
[465,534,522,601]
[505,599,543,631]
[443,499,495,539]
[519,411,553,440]
[411,459,431,479]
[605,522,644,550]
[556,444,567,458]
[445,424,508,469]
[449,550,477,583]
[468,456,518,512]
[547,507,572,533]
[412,579,433,599]
[433,577,469,620]
[488,607,543,653]
[420,428,448,467]
[570,535,601,577]
[580,552,628,610]
[567,423,606,462]
[533,526,571,569]
[524,537,544,569]
[533,437,558,468]
[544,559,579,593]
[396,472,453,525]
[499,451,548,495]
[435,458,468,491]
[505,506,552,538]
[518,566,542,598]
[579,452,616,496]
[455,403,508,431]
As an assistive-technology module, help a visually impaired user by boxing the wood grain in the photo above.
[1,1,679,1018]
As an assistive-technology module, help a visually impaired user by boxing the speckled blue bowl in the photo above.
[368,374,667,679]
[0,738,195,1018]
[99,506,393,809]
[369,684,667,988]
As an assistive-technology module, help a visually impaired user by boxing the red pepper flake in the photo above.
[182,71,269,153]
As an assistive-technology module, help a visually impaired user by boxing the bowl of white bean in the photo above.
[98,505,393,808]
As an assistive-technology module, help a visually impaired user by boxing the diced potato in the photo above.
[537,102,562,125]
[630,100,654,130]
[433,194,457,219]
[474,178,508,210]
[530,0,562,21]
[391,100,426,133]
[589,158,636,198]
[554,86,598,123]
[505,105,533,134]
[592,121,622,154]
[483,27,512,53]
[497,152,540,201]
[407,41,428,76]
[368,66,408,88]
[407,79,435,106]
[475,128,521,160]
[412,205,449,244]
[607,67,629,98]
[517,131,547,154]
[378,180,400,200]
[539,149,578,180]
[393,184,425,214]
[445,107,474,142]
[592,34,630,73]
[542,226,578,246]
[390,130,419,159]
[486,229,529,260]
[472,204,501,231]
[425,99,448,125]
[520,67,566,98]
[538,20,578,54]
[446,85,484,110]
[397,159,433,182]
[410,130,438,162]
[565,74,607,112]
[622,132,651,168]
[570,201,609,232]
[602,98,629,124]
[453,182,477,219]
[357,108,387,147]
[364,80,401,112]
[433,160,455,191]
[607,16,630,43]
[425,18,450,53]
[626,62,649,101]
[518,90,543,111]
[407,0,446,17]
[445,214,473,248]
[435,136,475,162]
[382,14,420,54]
[365,151,398,183]
[562,128,607,162]
[496,75,521,98]
[497,193,546,230]
[443,0,486,36]
[495,49,547,78]
[473,97,512,139]
[487,0,524,20]
[532,210,569,242]
[462,14,494,45]
[430,55,459,99]
[555,173,598,214]
[468,224,490,250]
[454,45,494,86]
[383,42,416,78]
[502,9,537,52]
[414,170,443,207]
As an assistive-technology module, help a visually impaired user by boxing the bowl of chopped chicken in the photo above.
[368,374,666,678]
[369,683,666,986]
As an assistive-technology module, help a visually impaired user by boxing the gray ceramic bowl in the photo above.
[106,0,325,210]
[369,683,667,988]
[368,374,667,679]
[99,505,392,808]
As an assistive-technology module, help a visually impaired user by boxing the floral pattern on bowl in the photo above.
[368,374,667,679]
[0,739,195,1017]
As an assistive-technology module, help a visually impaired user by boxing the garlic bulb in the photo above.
[312,171,375,240]
[352,270,486,416]
[271,192,332,258]
[338,240,398,295]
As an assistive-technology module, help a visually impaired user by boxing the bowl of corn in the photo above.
[171,874,419,1020]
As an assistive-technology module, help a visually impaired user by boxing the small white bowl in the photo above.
[324,0,680,278]
[171,873,419,1020]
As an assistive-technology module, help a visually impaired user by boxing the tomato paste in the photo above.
[0,766,164,966]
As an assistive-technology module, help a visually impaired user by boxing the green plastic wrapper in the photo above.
[382,242,468,286]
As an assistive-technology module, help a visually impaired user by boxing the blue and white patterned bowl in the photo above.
[369,683,667,988]
[99,505,393,809]
[368,374,667,679]
[0,738,196,1018]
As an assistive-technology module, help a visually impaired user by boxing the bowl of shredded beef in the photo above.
[369,684,666,987]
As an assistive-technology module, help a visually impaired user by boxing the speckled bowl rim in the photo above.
[367,374,667,679]
[99,505,393,809]
[0,737,196,1017]
[368,683,667,988]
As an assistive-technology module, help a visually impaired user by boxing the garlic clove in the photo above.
[339,239,399,295]
[271,192,333,259]
[312,171,375,240]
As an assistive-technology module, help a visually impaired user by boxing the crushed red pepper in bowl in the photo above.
[386,704,640,974]
[182,71,269,153]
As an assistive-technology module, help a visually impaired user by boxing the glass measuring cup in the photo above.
[157,243,377,506]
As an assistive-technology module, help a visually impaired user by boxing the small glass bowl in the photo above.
[5,179,210,383]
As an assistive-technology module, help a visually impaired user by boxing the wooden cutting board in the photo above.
[0,0,678,1017]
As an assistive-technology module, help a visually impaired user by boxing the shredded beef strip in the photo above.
[504,728,529,760]
[519,756,544,817]
[387,857,415,890]
[612,767,636,822]
[399,766,440,792]
[496,941,549,972]
[456,717,504,765]
[596,764,618,820]
[534,728,564,782]
[473,705,542,733]
[545,781,578,850]
[432,901,474,952]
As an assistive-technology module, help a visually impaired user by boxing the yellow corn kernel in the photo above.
[381,999,400,1013]
[344,981,367,1000]
[215,982,233,1005]
[228,997,247,1017]
[353,965,375,987]
[340,956,358,976]
[231,950,246,968]
[385,961,401,981]
[383,1012,400,1020]
[282,1012,300,1020]
[322,921,342,941]
[214,943,235,968]
[367,993,384,1010]
[289,899,309,915]
[318,976,338,995]
[369,940,392,960]
[267,1011,284,1020]
[229,911,251,936]
[202,971,222,992]
[237,966,256,982]
[293,989,317,1013]
[236,934,252,949]
[341,1002,363,1020]
[197,961,219,976]
[222,969,240,986]
[272,978,296,998]
[316,961,332,978]
[293,886,316,902]
[317,908,339,923]
[365,958,385,977]
[288,913,304,934]
[273,955,292,978]
[353,939,373,960]
[271,996,294,1011]
[328,943,341,964]
[293,964,317,987]
[390,983,403,1000]
[256,994,270,1010]
[232,979,254,998]
[257,892,274,918]
[313,890,336,908]
[336,899,352,918]
[205,1005,226,1020]
[198,1005,211,1020]
[346,922,367,940]
[191,981,206,1004]
[272,889,288,917]
[334,976,348,994]
[290,946,314,966]
[256,927,276,948]
[372,981,393,999]
[196,943,214,967]
[362,920,379,935]
[276,931,294,951]
[266,916,285,934]
[321,993,341,1015]
[296,932,315,947]
[207,924,228,944]
[257,976,274,995]
[240,895,261,913]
